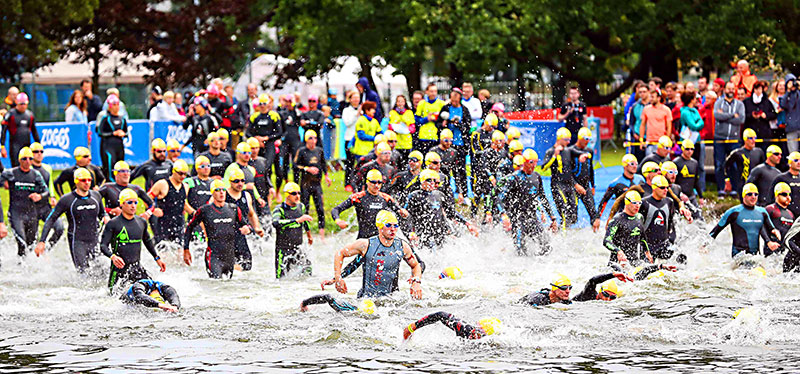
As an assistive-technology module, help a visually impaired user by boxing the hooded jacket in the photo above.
[780,74,800,133]
[357,77,383,120]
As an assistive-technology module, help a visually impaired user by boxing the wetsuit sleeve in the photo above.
[30,116,39,142]
[603,216,622,253]
[301,294,357,312]
[130,282,162,308]
[137,187,155,209]
[598,184,621,216]
[495,177,511,214]
[709,208,736,239]
[184,208,203,249]
[412,311,484,339]
[34,171,48,198]
[97,116,113,138]
[161,284,181,308]
[142,221,158,260]
[535,174,556,219]
[53,169,68,196]
[572,273,615,302]
[99,220,116,257]
[92,165,106,186]
[44,164,55,196]
[443,193,468,224]
[330,197,353,220]
[129,163,147,183]
[635,264,663,280]
[39,197,67,242]
[723,150,739,178]
[0,169,11,185]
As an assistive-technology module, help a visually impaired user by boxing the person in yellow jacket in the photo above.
[348,101,383,189]
[388,95,415,164]
[414,83,446,152]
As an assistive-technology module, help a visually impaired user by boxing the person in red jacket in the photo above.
[731,60,758,98]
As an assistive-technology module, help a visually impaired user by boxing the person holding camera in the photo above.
[743,81,777,153]
[780,74,800,153]
[437,88,472,200]
[558,86,588,145]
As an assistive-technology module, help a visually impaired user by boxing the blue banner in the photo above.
[586,117,602,160]
[89,120,151,167]
[31,122,89,170]
[509,120,560,158]
[152,121,194,162]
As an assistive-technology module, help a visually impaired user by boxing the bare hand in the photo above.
[307,233,314,245]
[49,197,57,207]
[307,166,319,175]
[768,241,780,251]
[484,213,493,224]
[575,184,586,195]
[35,242,46,257]
[183,249,192,266]
[1,148,6,158]
[240,226,251,235]
[501,215,512,232]
[550,221,558,233]
[554,145,563,153]
[579,153,589,163]
[773,229,782,242]
[156,259,166,272]
[399,208,410,218]
[158,303,178,313]
[320,278,335,290]
[325,175,332,186]
[255,226,265,237]
[275,139,282,147]
[724,180,732,193]
[616,250,628,264]
[403,326,414,340]
[300,304,309,312]
[111,254,125,269]
[29,193,42,202]
[153,208,164,217]
[466,222,479,237]
[612,271,634,282]
[113,129,126,137]
[139,211,151,219]
[110,207,123,216]
[335,278,348,294]
[335,219,348,229]
[680,207,693,223]
[102,216,110,225]
[661,265,678,272]
[592,219,600,233]
[410,282,422,299]
[258,198,267,208]
[297,215,313,223]
[0,223,7,239]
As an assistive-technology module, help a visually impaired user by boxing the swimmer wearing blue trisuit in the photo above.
[122,279,180,313]
[708,183,781,257]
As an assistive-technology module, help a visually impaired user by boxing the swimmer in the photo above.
[121,279,180,312]
[403,312,501,340]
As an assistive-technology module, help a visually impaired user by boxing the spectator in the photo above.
[699,90,717,141]
[478,89,492,119]
[714,82,746,195]
[684,82,695,93]
[737,87,748,101]
[415,83,447,152]
[648,77,663,91]
[697,77,709,103]
[150,91,187,123]
[664,82,678,110]
[781,74,800,153]
[627,85,649,159]
[490,102,509,132]
[233,83,258,132]
[293,92,308,112]
[743,81,777,152]
[341,90,361,190]
[623,80,646,125]
[769,79,787,159]
[388,95,415,162]
[438,87,471,196]
[327,89,341,118]
[356,77,383,120]
[731,60,757,98]
[713,78,725,99]
[461,82,483,130]
[81,79,103,122]
[639,89,672,156]
[174,94,185,116]
[101,88,129,121]
[147,86,162,119]
[411,90,424,113]
[0,86,18,117]
[224,85,238,106]
[558,86,587,145]
[64,90,88,123]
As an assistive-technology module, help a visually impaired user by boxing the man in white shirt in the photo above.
[461,82,483,130]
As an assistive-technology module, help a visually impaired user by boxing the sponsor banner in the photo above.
[29,122,90,170]
[152,121,194,162]
[509,119,602,162]
[505,105,614,140]
[587,117,602,160]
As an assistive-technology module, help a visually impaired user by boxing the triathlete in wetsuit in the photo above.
[246,137,276,216]
[294,130,331,235]
[428,129,458,185]
[403,312,500,340]
[747,145,782,206]
[404,170,477,250]
[197,132,232,179]
[184,179,251,278]
[598,154,645,217]
[483,155,524,221]
[0,93,39,167]
[353,142,396,192]
[271,182,312,278]
[385,150,423,203]
[100,189,165,292]
[0,148,49,256]
[709,183,780,257]
[570,128,600,231]
[122,279,180,312]
[636,136,672,174]
[182,98,218,157]
[471,130,506,216]
[226,168,266,271]
[765,182,793,257]
[36,168,108,271]
[299,294,374,314]
[54,147,105,195]
[495,150,558,255]
[518,272,632,306]
[494,140,524,181]
[400,152,455,202]
[328,210,423,299]
[278,100,303,187]
[724,128,766,195]
[130,139,173,191]
[223,142,266,212]
[248,94,283,164]
[639,176,677,260]
[543,128,588,228]
[96,95,128,180]
[672,140,704,218]
[98,161,154,217]
[148,160,190,245]
[604,191,652,266]
[781,214,800,272]
[300,102,327,150]
[184,156,213,211]
[30,142,62,248]
[770,152,800,217]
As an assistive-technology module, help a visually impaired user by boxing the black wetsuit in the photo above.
[184,176,212,211]
[226,190,254,270]
[40,191,106,271]
[353,160,396,193]
[249,156,273,216]
[122,279,181,309]
[197,150,231,178]
[765,203,793,256]
[271,202,311,278]
[154,180,186,244]
[782,221,800,272]
[278,106,302,186]
[604,211,649,265]
[332,191,403,239]
[771,171,800,217]
[54,164,105,196]
[570,273,617,302]
[636,153,670,174]
[182,113,218,156]
[570,144,599,222]
[404,189,467,249]
[0,167,48,255]
[386,170,418,203]
[401,170,454,203]
[356,149,403,170]
[300,294,357,312]
[496,170,556,255]
[130,158,173,191]
[518,289,569,307]
[100,215,158,291]
[428,145,458,186]
[184,202,248,278]
[295,145,327,229]
[639,195,676,259]
[1,108,39,167]
[469,129,495,197]
[98,183,153,216]
[748,163,781,206]
[673,156,703,199]
[543,145,584,227]
[96,113,128,180]
[597,173,646,217]
[248,110,283,164]
[412,312,486,339]
[300,110,326,149]
[473,147,505,208]
[32,164,62,248]
[724,146,766,194]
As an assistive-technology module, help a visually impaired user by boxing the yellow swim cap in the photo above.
[73,146,91,159]
[766,145,782,157]
[217,128,229,139]
[210,179,227,193]
[478,317,501,336]
[743,128,757,139]
[17,147,33,160]
[439,266,463,280]
[624,190,642,205]
[74,167,92,182]
[577,127,592,140]
[556,127,571,140]
[304,130,318,141]
[658,136,673,149]
[373,134,386,145]
[419,169,440,183]
[599,280,621,298]
[366,169,383,182]
[484,113,499,128]
[375,210,398,229]
[742,183,759,196]
[775,182,791,197]
[384,130,397,141]
[258,93,271,104]
[492,131,506,142]
[508,140,524,153]
[228,168,245,181]
[29,142,43,151]
[439,128,454,140]
[651,175,669,188]
[148,290,165,304]
[167,139,181,151]
[172,160,189,174]
[506,127,521,140]
[621,154,638,165]
[247,137,261,149]
[661,161,677,174]
[523,149,538,162]
[789,152,800,162]
[195,155,210,167]
[408,150,424,162]
[513,155,525,168]
[358,299,376,315]
[151,138,166,151]
[750,266,767,277]
[283,182,300,194]
[681,139,695,150]
[113,160,130,175]
[206,132,220,142]
[376,142,391,154]
[551,273,572,290]
[118,188,138,204]
[632,265,664,279]
[425,151,441,165]
[641,162,660,177]
[236,142,252,154]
